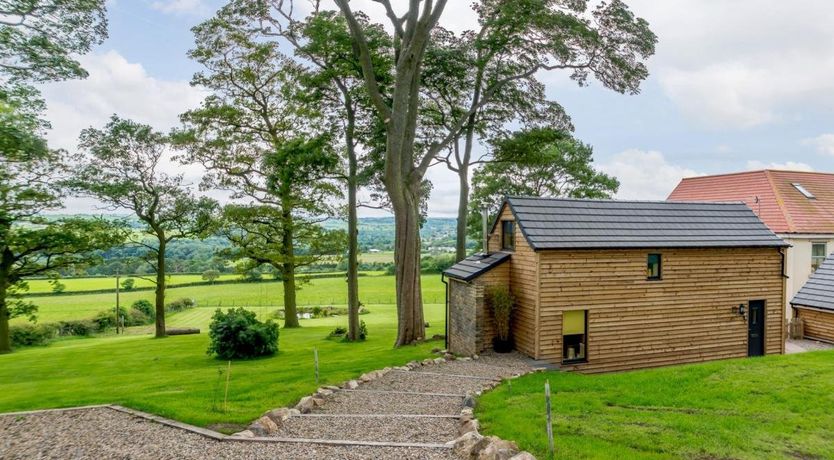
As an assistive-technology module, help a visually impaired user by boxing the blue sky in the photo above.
[43,0,834,216]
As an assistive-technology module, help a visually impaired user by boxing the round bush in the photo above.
[131,299,155,319]
[207,308,279,360]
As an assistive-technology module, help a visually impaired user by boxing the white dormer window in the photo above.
[792,183,815,199]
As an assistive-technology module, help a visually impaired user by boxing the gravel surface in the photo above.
[274,415,459,443]
[0,408,458,460]
[361,371,488,394]
[425,356,532,379]
[315,391,464,415]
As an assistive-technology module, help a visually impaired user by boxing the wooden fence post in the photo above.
[314,348,319,385]
[545,379,554,458]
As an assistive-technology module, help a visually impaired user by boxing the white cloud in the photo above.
[745,160,815,172]
[599,149,700,200]
[38,50,209,213]
[629,0,834,130]
[803,133,834,156]
[150,0,209,15]
[39,50,205,151]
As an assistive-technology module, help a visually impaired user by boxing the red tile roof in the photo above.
[668,170,834,234]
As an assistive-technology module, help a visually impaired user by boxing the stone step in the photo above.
[271,414,460,444]
[313,390,464,416]
[360,370,488,394]
[424,359,528,379]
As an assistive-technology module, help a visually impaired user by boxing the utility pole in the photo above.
[115,270,120,334]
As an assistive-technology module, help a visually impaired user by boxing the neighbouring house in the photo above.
[443,197,788,373]
[791,255,834,343]
[668,170,834,319]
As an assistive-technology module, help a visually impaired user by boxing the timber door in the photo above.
[748,300,765,357]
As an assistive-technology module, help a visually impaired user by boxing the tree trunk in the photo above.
[390,179,426,346]
[154,238,167,338]
[456,163,470,261]
[0,277,10,354]
[281,205,300,328]
[346,113,361,341]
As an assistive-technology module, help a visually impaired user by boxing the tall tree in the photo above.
[260,8,389,340]
[421,28,570,261]
[0,0,107,85]
[174,8,344,328]
[315,0,655,345]
[68,116,218,338]
[467,127,619,241]
[0,93,124,353]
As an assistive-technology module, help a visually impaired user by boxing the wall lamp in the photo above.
[737,303,746,317]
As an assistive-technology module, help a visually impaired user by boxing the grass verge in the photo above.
[477,351,834,459]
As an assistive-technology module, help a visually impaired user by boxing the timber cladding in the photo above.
[488,206,539,358]
[795,308,834,343]
[537,247,785,373]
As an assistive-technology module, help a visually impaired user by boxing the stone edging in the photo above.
[446,369,540,460]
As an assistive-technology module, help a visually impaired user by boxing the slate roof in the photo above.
[502,196,787,250]
[444,252,511,281]
[668,170,834,234]
[791,256,834,311]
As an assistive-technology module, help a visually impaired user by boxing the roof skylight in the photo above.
[792,183,816,199]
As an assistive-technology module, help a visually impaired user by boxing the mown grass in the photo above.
[477,352,834,460]
[14,274,446,324]
[22,273,244,294]
[0,303,446,429]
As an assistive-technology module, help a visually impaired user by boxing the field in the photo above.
[14,274,446,324]
[477,351,834,459]
[22,273,244,294]
[0,302,446,429]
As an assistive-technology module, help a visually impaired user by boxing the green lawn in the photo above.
[23,273,244,294]
[0,303,446,430]
[15,274,446,324]
[477,352,834,460]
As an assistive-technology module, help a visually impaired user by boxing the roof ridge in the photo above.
[763,170,796,233]
[506,196,749,206]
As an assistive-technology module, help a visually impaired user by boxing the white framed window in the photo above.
[812,242,827,271]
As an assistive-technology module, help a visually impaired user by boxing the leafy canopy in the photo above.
[467,127,619,239]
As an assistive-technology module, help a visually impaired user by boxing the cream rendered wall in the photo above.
[782,235,834,318]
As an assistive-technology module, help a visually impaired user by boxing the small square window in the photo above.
[647,253,662,280]
[563,310,587,364]
[812,243,827,272]
[501,221,515,251]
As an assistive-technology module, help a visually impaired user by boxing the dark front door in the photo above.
[748,300,765,357]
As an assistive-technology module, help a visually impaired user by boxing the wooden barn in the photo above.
[791,255,834,343]
[443,197,788,373]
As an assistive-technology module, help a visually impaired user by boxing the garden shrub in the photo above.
[10,323,58,347]
[207,308,279,359]
[56,320,95,337]
[131,299,155,319]
[126,308,151,327]
[358,320,368,340]
[489,286,515,341]
[166,298,196,313]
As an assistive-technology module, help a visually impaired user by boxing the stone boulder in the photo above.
[295,396,316,413]
[477,436,519,460]
[509,452,536,460]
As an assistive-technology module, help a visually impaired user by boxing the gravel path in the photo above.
[273,415,459,443]
[314,391,464,415]
[0,407,458,460]
[0,352,533,459]
[360,370,492,394]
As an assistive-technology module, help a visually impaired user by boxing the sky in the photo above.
[41,0,834,217]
